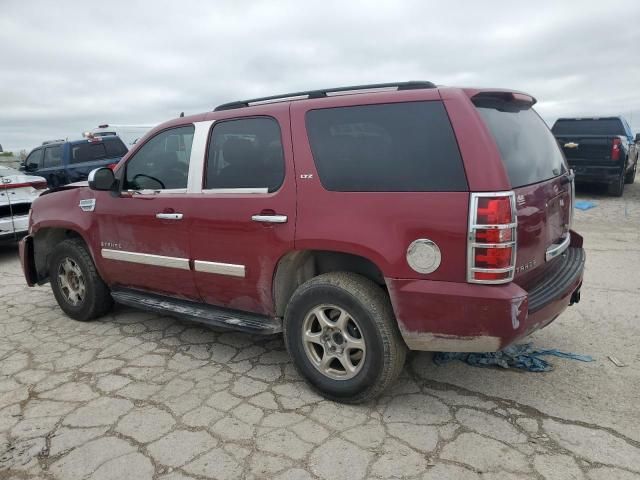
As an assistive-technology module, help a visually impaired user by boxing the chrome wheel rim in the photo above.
[301,304,366,380]
[57,257,85,306]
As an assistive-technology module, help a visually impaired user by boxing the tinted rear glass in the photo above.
[305,101,467,192]
[71,139,126,164]
[551,118,625,136]
[476,106,566,188]
[105,138,128,157]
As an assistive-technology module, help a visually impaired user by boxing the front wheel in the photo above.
[49,238,113,321]
[283,272,406,403]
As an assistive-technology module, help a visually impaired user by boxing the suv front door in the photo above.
[188,108,296,315]
[94,125,199,299]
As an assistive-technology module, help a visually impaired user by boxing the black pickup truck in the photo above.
[551,117,639,196]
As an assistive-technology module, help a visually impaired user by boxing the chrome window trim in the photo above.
[202,187,269,195]
[187,120,215,194]
[193,260,245,278]
[126,188,187,195]
[467,191,517,284]
[101,249,190,270]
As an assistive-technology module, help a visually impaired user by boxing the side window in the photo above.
[124,125,194,190]
[105,138,128,157]
[26,149,44,170]
[43,146,63,168]
[305,101,468,192]
[71,142,108,164]
[205,117,284,192]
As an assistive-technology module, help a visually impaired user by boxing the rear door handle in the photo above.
[156,213,183,220]
[252,214,287,223]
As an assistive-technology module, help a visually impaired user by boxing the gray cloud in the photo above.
[1,0,639,152]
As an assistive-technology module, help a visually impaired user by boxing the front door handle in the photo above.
[252,214,287,224]
[156,213,183,220]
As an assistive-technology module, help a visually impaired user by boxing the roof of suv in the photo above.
[37,135,126,149]
[214,81,437,111]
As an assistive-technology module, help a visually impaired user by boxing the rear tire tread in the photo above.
[283,272,407,404]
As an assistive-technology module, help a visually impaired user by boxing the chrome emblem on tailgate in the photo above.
[515,259,536,274]
[564,142,579,148]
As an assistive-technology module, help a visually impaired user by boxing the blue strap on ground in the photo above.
[433,343,594,372]
[574,200,597,211]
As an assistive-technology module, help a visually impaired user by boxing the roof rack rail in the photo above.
[214,80,436,111]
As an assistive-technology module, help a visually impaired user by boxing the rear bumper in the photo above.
[571,164,622,183]
[387,244,585,352]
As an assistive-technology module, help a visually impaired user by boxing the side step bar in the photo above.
[111,288,282,335]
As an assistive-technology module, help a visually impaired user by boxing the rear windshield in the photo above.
[551,118,625,136]
[305,101,468,192]
[70,138,127,164]
[476,105,566,188]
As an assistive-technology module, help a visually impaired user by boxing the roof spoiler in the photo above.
[471,91,536,112]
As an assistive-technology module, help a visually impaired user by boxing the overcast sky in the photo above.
[1,0,639,152]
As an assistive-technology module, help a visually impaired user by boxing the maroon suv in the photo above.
[19,81,585,403]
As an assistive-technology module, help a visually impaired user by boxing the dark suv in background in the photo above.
[552,116,638,196]
[22,135,128,188]
[20,82,585,402]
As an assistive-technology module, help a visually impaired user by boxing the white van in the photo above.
[87,124,154,147]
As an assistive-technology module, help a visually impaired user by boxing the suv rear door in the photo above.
[472,93,571,289]
[188,106,296,315]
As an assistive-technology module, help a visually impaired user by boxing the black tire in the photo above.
[49,238,113,321]
[283,272,407,403]
[608,174,625,197]
[624,163,636,184]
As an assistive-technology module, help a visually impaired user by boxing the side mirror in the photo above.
[88,167,115,191]
[635,133,640,143]
[25,163,38,172]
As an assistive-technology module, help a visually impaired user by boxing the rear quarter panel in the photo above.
[290,89,471,282]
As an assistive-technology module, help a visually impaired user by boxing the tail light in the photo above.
[611,138,621,161]
[468,192,517,284]
[107,163,118,171]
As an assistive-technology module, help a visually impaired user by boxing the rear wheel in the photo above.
[49,238,113,321]
[608,173,625,197]
[624,163,636,184]
[283,272,406,403]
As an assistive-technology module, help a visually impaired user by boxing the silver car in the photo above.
[0,165,47,242]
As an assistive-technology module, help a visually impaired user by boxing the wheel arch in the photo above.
[272,249,386,317]
[32,227,94,284]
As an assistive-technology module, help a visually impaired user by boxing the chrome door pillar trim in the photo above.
[101,249,190,270]
[187,120,215,194]
[194,260,245,278]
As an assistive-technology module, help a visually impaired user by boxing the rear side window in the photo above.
[476,106,566,188]
[43,145,63,168]
[71,142,108,164]
[205,117,284,192]
[552,118,625,136]
[305,101,467,192]
[105,138,128,157]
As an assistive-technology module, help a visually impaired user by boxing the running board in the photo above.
[111,288,282,335]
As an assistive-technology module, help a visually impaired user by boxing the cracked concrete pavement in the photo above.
[1,182,639,480]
